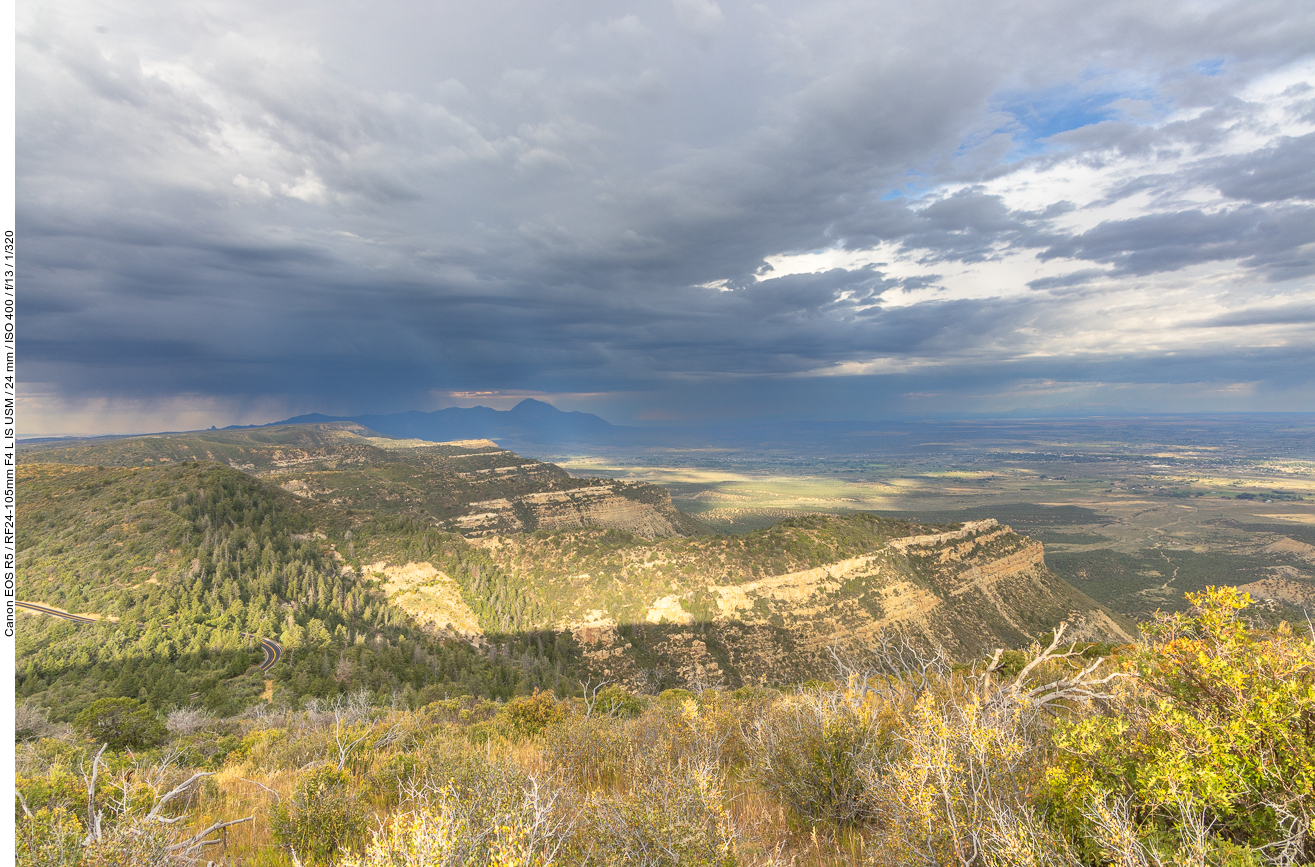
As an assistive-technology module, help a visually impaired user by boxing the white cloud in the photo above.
[671,0,725,38]
[280,170,329,203]
[231,174,271,198]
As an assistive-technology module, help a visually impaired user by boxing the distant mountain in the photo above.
[277,398,621,445]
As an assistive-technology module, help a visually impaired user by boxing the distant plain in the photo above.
[540,415,1315,620]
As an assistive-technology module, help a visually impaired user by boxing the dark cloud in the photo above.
[1038,205,1315,280]
[1026,269,1108,291]
[1213,132,1315,203]
[1196,305,1315,327]
[16,0,1315,431]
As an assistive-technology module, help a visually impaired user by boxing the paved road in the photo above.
[242,632,284,672]
[259,638,282,672]
[15,600,100,624]
[20,601,283,672]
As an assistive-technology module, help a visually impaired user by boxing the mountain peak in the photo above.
[510,398,563,415]
[265,399,617,444]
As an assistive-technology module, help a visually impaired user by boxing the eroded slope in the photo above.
[366,514,1131,690]
[20,424,705,539]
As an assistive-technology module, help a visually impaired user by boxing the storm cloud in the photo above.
[17,0,1315,434]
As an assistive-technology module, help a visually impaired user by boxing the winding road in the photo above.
[17,601,283,672]
[242,632,284,672]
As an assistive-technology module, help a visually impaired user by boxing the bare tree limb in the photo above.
[165,815,255,856]
[234,777,281,803]
[581,680,611,718]
[81,743,108,847]
[145,772,215,823]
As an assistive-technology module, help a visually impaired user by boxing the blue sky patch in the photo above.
[990,82,1159,158]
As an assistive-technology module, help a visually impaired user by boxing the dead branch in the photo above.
[165,815,255,856]
[145,772,215,824]
[581,679,612,718]
[234,777,281,803]
[985,622,1128,717]
[82,743,108,847]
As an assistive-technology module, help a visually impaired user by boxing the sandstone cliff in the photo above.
[554,518,1130,688]
[23,423,709,540]
[372,513,1131,690]
[452,481,703,538]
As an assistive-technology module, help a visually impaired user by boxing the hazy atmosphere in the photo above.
[18,0,1315,435]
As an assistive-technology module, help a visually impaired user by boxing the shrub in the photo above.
[746,690,892,824]
[15,704,62,742]
[164,707,215,736]
[1048,586,1315,861]
[171,731,241,770]
[16,807,83,867]
[340,777,574,867]
[73,698,167,750]
[15,767,86,819]
[593,685,644,718]
[657,688,696,706]
[369,753,423,807]
[542,715,631,790]
[581,769,738,867]
[80,821,176,867]
[415,733,529,817]
[866,689,1067,867]
[270,766,369,865]
[501,690,567,738]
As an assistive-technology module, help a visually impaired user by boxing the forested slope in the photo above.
[16,462,582,722]
[20,423,707,537]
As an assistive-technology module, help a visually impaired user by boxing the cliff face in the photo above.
[22,424,708,540]
[453,482,702,538]
[548,519,1130,688]
[359,515,1130,690]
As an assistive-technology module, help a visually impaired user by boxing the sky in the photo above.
[16,0,1315,435]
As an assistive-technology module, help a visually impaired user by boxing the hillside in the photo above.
[366,513,1131,690]
[18,422,707,538]
[14,462,582,722]
[17,448,1131,715]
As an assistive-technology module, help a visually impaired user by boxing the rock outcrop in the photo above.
[453,482,699,538]
[22,423,710,540]
[535,518,1131,689]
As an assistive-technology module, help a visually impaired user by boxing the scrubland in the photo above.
[17,587,1315,866]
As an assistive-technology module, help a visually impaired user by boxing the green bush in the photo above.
[657,688,696,706]
[594,684,644,718]
[1048,586,1315,860]
[73,698,166,750]
[270,766,369,866]
[15,768,86,820]
[746,692,892,824]
[368,753,422,807]
[500,690,566,737]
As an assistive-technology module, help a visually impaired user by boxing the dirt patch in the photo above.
[1236,574,1315,607]
[645,595,694,625]
[1261,537,1315,561]
[365,561,482,640]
